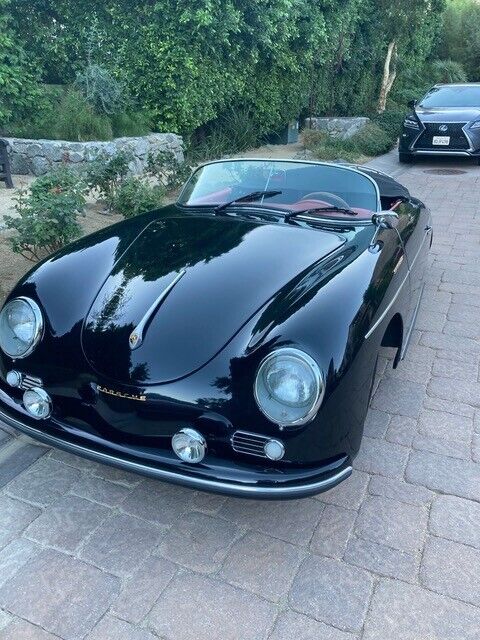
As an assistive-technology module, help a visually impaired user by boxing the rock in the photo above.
[127,158,143,175]
[6,140,27,154]
[103,143,117,157]
[305,117,370,140]
[6,134,184,176]
[66,151,84,163]
[83,143,103,161]
[25,143,43,158]
[42,143,63,162]
[133,138,149,156]
[10,153,30,175]
[30,156,50,176]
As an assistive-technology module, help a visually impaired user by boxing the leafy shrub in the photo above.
[74,64,125,115]
[8,88,113,141]
[301,130,362,163]
[217,108,260,153]
[6,79,150,141]
[146,150,192,192]
[373,109,406,141]
[430,59,468,84]
[52,89,113,141]
[86,150,132,209]
[87,148,186,216]
[303,121,396,163]
[3,84,59,138]
[111,177,166,218]
[436,1,480,81]
[110,111,151,137]
[187,129,232,162]
[188,109,261,161]
[4,167,87,261]
[301,128,325,149]
[349,123,393,157]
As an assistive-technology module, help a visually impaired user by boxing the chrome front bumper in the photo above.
[0,406,352,500]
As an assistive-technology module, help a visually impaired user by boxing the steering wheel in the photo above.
[300,191,351,209]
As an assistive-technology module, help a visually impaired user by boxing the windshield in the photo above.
[178,160,379,215]
[419,85,480,108]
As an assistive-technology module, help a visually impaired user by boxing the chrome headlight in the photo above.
[0,297,43,359]
[470,119,480,130]
[254,348,324,427]
[404,117,420,130]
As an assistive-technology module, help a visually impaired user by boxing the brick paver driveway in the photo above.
[1,154,480,640]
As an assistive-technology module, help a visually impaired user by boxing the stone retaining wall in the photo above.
[4,133,184,176]
[304,117,370,140]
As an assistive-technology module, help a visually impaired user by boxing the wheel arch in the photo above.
[380,312,404,368]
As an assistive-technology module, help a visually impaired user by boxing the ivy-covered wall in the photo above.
[6,0,445,135]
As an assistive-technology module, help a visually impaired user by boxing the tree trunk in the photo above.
[377,40,397,113]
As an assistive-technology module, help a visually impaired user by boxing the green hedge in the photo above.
[7,0,446,136]
[0,0,44,123]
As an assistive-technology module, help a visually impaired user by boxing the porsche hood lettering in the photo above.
[97,385,146,401]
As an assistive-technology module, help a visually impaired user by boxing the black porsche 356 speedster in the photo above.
[0,160,431,498]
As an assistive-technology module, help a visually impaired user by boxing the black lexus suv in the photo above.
[399,83,480,164]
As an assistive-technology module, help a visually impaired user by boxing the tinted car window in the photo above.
[420,85,480,108]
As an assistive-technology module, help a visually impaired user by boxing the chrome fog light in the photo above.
[6,370,23,388]
[172,428,206,463]
[264,439,285,461]
[23,387,51,420]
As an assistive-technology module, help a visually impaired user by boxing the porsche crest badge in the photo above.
[129,332,140,349]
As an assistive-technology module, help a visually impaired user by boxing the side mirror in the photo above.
[407,99,417,110]
[372,211,399,229]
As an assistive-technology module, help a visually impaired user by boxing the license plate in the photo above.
[432,136,450,146]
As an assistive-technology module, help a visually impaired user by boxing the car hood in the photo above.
[416,106,480,123]
[81,214,345,384]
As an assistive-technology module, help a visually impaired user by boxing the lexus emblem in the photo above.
[439,124,448,132]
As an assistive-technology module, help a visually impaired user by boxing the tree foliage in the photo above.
[435,0,480,81]
[430,59,468,84]
[7,0,447,134]
[0,0,43,123]
[74,64,126,116]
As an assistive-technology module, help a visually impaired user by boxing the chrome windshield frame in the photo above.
[177,158,382,213]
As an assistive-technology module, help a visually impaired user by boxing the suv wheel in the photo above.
[399,152,414,164]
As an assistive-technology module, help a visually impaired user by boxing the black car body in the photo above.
[0,160,431,499]
[399,83,480,163]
